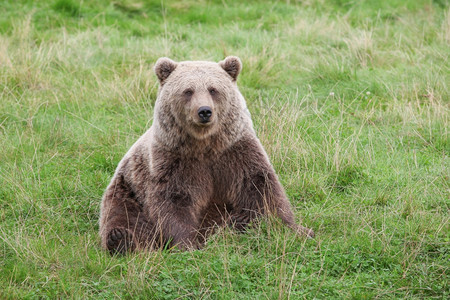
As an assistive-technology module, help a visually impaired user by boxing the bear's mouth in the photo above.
[193,117,214,127]
[186,120,218,140]
[192,117,217,131]
[194,121,213,129]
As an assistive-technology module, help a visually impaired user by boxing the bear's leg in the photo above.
[232,170,315,238]
[228,171,271,231]
[100,176,155,254]
[151,200,202,250]
[198,202,232,245]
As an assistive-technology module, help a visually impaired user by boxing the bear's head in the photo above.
[153,56,250,148]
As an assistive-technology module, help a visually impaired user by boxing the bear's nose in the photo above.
[198,106,212,123]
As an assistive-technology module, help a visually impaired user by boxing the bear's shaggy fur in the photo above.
[99,56,314,254]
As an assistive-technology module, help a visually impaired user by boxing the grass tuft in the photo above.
[52,0,82,17]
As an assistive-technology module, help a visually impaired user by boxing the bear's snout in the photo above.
[197,106,213,123]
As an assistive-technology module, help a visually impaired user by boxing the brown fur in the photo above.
[99,56,314,254]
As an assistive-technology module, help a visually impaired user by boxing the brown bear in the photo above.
[99,56,314,254]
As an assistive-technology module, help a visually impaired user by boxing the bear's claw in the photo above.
[297,226,315,239]
[106,228,135,254]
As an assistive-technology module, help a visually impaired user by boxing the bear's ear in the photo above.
[154,57,178,84]
[219,56,242,81]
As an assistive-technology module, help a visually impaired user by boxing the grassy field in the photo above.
[0,0,448,298]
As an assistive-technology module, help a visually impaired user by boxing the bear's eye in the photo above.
[208,88,217,96]
[183,89,194,97]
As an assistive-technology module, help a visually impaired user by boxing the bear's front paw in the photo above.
[297,226,315,239]
[106,228,135,254]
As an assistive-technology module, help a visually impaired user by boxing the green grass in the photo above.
[0,0,448,298]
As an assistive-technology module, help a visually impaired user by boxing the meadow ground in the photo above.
[0,0,448,298]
